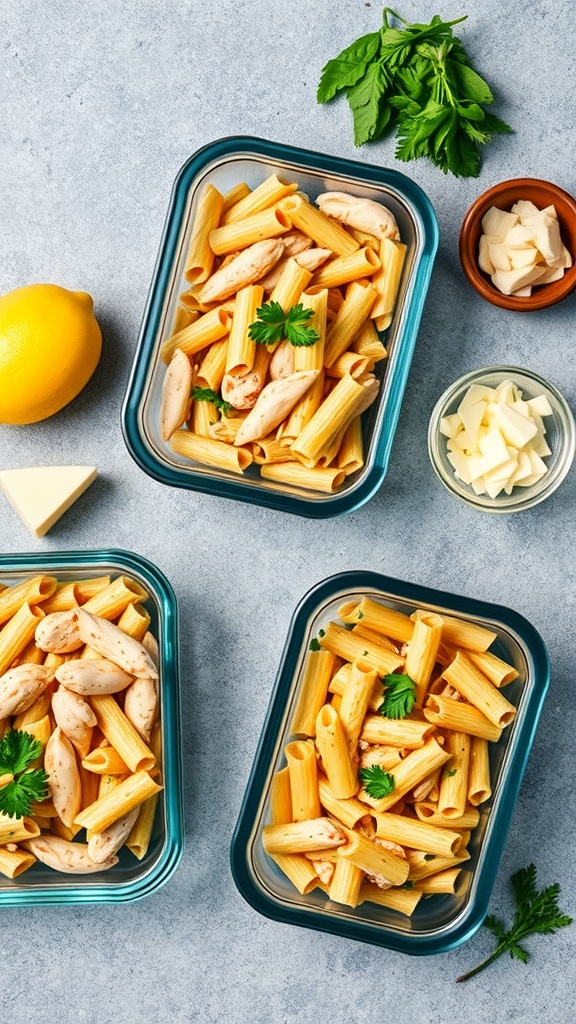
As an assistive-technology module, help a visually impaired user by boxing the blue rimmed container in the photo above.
[230,571,549,953]
[122,136,439,518]
[0,549,183,906]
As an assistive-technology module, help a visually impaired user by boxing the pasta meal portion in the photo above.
[0,573,162,880]
[159,173,407,493]
[263,595,520,915]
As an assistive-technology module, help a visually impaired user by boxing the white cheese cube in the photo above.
[522,216,563,263]
[526,394,553,417]
[447,451,473,485]
[458,401,485,452]
[549,243,573,269]
[511,200,541,219]
[495,381,517,404]
[507,246,540,270]
[534,265,564,284]
[439,413,462,438]
[531,433,552,457]
[488,243,512,271]
[511,286,532,296]
[490,403,539,448]
[491,265,547,295]
[505,224,535,246]
[459,384,495,410]
[478,235,495,274]
[470,477,488,495]
[478,424,510,466]
[481,206,519,239]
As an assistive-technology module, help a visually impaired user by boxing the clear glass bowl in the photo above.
[122,136,438,518]
[230,572,549,954]
[428,366,575,512]
[0,549,183,906]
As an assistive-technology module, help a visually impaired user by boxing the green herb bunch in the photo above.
[317,8,511,177]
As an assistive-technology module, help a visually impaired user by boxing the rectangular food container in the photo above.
[122,136,438,518]
[0,548,183,906]
[230,571,549,953]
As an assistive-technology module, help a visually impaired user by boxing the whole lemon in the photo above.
[0,283,102,424]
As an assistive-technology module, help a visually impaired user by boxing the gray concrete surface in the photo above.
[1,1,575,1020]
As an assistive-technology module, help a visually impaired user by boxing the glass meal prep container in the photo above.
[230,571,549,954]
[0,549,183,907]
[122,136,438,518]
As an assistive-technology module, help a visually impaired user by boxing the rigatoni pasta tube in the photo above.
[359,713,435,749]
[338,662,377,757]
[0,846,36,878]
[319,621,404,677]
[365,737,451,813]
[352,319,387,361]
[405,610,443,706]
[184,183,223,284]
[270,766,293,824]
[82,575,147,621]
[222,174,297,225]
[337,827,409,886]
[465,649,519,688]
[337,416,363,476]
[414,867,466,894]
[315,704,358,799]
[285,740,321,820]
[90,694,155,773]
[278,195,359,256]
[0,575,56,626]
[293,289,327,373]
[407,849,470,882]
[82,747,130,776]
[338,597,414,643]
[160,305,233,363]
[269,258,313,314]
[270,853,320,895]
[423,693,502,742]
[290,649,336,736]
[74,770,162,834]
[358,883,421,916]
[0,602,45,676]
[221,181,251,216]
[414,802,480,831]
[442,651,516,728]
[370,237,407,320]
[171,431,253,474]
[373,811,463,857]
[468,736,492,806]
[209,207,291,255]
[279,371,325,442]
[290,374,368,467]
[260,462,345,493]
[328,857,363,907]
[196,338,229,391]
[435,614,497,653]
[0,814,41,843]
[323,281,378,368]
[225,284,263,376]
[117,602,151,642]
[438,731,471,818]
[311,247,381,290]
[262,817,345,855]
[317,776,372,830]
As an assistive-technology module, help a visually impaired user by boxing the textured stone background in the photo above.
[1,1,575,1020]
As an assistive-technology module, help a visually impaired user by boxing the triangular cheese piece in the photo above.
[0,466,97,538]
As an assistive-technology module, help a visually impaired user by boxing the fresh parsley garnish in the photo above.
[424,854,436,862]
[309,637,322,652]
[317,8,512,177]
[457,864,572,982]
[401,880,415,890]
[191,387,233,417]
[379,672,416,719]
[319,629,325,638]
[358,764,396,800]
[248,301,320,348]
[445,767,458,778]
[0,729,49,819]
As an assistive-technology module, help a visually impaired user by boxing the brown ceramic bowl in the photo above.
[459,178,576,310]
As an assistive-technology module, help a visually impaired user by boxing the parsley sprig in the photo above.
[358,764,396,800]
[248,301,320,348]
[379,672,416,719]
[317,8,511,177]
[457,864,572,982]
[0,729,49,819]
[191,387,233,417]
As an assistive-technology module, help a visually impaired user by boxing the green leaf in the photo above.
[0,729,42,776]
[481,111,513,134]
[457,102,486,123]
[249,301,319,348]
[358,765,396,800]
[453,62,494,104]
[0,729,49,819]
[191,387,233,417]
[347,62,387,145]
[379,672,416,719]
[317,32,381,103]
[309,637,321,652]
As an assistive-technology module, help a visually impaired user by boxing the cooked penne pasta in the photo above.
[315,704,358,799]
[262,817,345,855]
[222,174,298,225]
[442,652,516,728]
[285,740,321,820]
[184,183,224,284]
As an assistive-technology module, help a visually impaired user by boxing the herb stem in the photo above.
[456,947,504,983]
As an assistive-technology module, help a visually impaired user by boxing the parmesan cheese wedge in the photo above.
[0,466,97,538]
